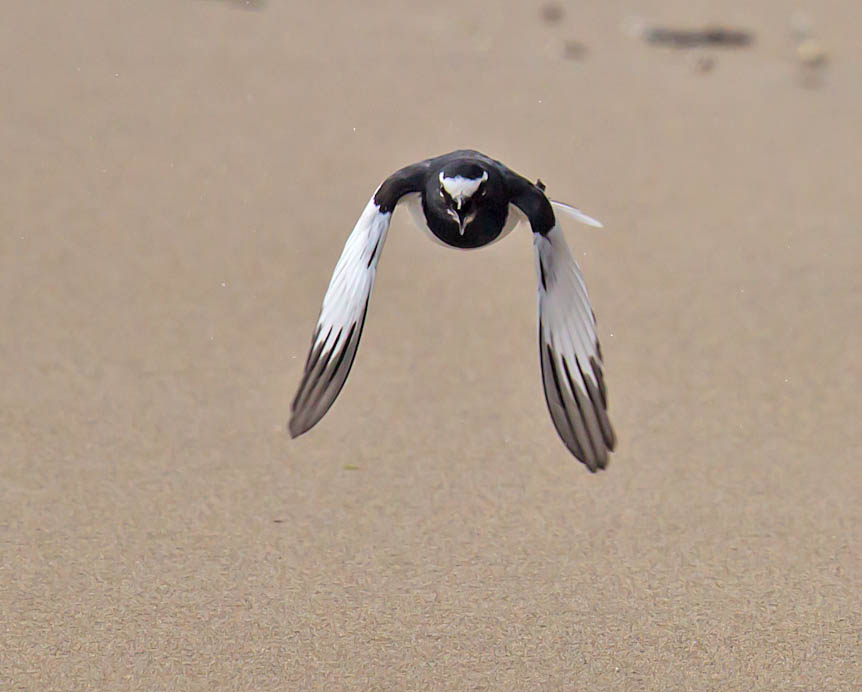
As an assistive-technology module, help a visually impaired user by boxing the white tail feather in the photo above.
[551,201,604,228]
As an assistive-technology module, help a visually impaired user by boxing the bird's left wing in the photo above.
[289,163,427,437]
[508,176,615,471]
[534,226,616,471]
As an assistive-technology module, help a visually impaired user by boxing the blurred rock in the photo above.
[797,38,828,68]
[692,54,716,73]
[223,0,266,9]
[563,40,589,61]
[796,37,829,89]
[643,26,754,49]
[789,12,828,89]
[540,3,564,24]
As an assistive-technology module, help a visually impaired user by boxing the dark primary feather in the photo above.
[289,309,367,438]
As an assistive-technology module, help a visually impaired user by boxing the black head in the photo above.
[422,160,508,248]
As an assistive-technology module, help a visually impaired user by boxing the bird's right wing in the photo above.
[289,163,428,438]
[288,196,390,437]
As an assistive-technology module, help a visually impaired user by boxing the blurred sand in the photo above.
[1,1,860,689]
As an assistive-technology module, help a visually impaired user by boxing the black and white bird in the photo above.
[289,150,616,472]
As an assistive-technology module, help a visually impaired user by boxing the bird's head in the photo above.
[437,168,489,235]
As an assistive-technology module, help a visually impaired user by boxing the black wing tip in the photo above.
[288,318,365,442]
[288,412,315,438]
[579,449,609,473]
[541,343,615,473]
[287,417,303,438]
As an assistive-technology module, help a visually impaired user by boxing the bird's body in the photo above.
[289,150,616,472]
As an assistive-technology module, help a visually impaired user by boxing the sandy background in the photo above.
[2,1,860,689]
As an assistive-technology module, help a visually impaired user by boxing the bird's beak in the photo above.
[454,196,471,234]
[456,206,468,235]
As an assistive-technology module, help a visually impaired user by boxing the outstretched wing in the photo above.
[507,174,615,471]
[534,226,616,471]
[289,164,427,437]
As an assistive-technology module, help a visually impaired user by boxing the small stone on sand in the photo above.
[540,3,564,24]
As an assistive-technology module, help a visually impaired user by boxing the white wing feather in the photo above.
[534,226,615,470]
[289,195,391,437]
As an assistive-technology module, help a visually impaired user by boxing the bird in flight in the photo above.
[289,150,616,472]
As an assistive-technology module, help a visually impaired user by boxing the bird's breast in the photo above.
[418,198,508,250]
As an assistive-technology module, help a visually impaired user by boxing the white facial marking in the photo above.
[439,171,488,209]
